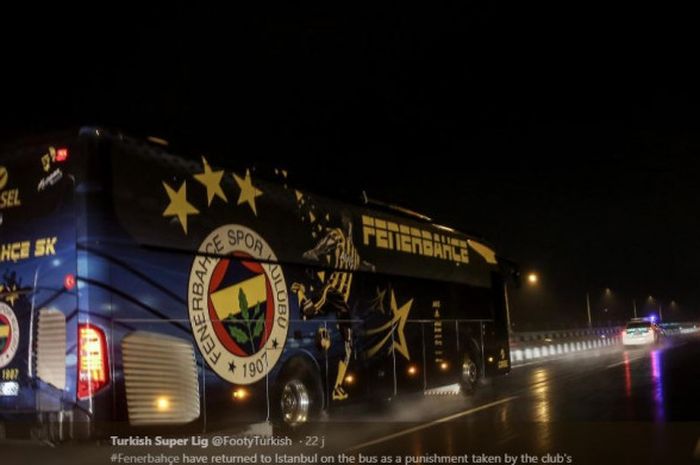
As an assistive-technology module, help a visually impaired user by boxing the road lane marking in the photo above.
[605,354,649,369]
[602,339,689,369]
[346,396,518,451]
[513,353,591,369]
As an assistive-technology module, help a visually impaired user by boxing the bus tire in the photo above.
[68,409,93,442]
[459,352,479,396]
[272,358,323,434]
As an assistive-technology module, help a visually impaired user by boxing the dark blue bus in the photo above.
[0,128,512,440]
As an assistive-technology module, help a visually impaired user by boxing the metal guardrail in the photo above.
[422,322,700,395]
[508,322,699,366]
[659,322,700,335]
[509,326,622,365]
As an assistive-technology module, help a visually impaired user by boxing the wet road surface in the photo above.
[2,334,699,465]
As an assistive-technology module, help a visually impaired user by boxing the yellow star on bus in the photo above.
[4,284,20,306]
[162,180,199,234]
[194,156,227,206]
[366,290,413,360]
[233,169,263,216]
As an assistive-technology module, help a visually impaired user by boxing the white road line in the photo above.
[605,354,649,369]
[605,340,688,368]
[346,396,518,451]
[513,354,580,368]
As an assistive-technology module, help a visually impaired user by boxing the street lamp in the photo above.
[527,272,539,285]
[586,287,614,328]
[645,295,664,322]
[586,292,592,328]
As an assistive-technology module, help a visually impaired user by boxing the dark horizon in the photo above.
[2,3,699,327]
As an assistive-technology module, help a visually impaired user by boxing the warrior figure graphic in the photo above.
[291,215,374,400]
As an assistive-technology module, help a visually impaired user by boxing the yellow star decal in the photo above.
[4,284,20,306]
[370,287,388,314]
[193,156,227,206]
[162,181,199,234]
[233,169,263,216]
[366,290,413,360]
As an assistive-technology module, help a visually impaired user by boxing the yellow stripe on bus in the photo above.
[209,274,267,321]
[467,239,498,264]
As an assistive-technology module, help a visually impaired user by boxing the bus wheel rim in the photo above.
[462,359,477,384]
[281,379,310,425]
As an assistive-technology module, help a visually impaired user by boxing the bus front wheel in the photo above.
[280,379,311,426]
[273,359,323,433]
[459,353,479,395]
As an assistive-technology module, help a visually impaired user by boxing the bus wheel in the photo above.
[459,353,479,395]
[281,379,311,426]
[273,360,323,433]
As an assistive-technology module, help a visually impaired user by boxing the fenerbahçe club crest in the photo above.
[0,302,19,369]
[188,224,289,385]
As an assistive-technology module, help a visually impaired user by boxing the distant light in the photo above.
[407,365,418,376]
[487,356,494,363]
[55,148,69,162]
[527,273,539,285]
[650,315,657,323]
[156,397,170,411]
[232,388,249,400]
[344,374,355,385]
[439,361,449,371]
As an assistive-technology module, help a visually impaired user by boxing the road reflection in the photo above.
[410,431,424,456]
[530,368,552,450]
[650,349,665,421]
[623,352,632,397]
[531,368,551,422]
[622,351,635,418]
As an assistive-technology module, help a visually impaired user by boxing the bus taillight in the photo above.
[64,273,76,290]
[77,324,110,399]
[55,148,69,162]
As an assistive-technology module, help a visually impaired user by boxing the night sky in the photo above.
[2,4,699,328]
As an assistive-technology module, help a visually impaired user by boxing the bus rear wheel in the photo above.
[459,353,479,395]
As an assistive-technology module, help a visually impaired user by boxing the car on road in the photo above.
[622,319,660,346]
